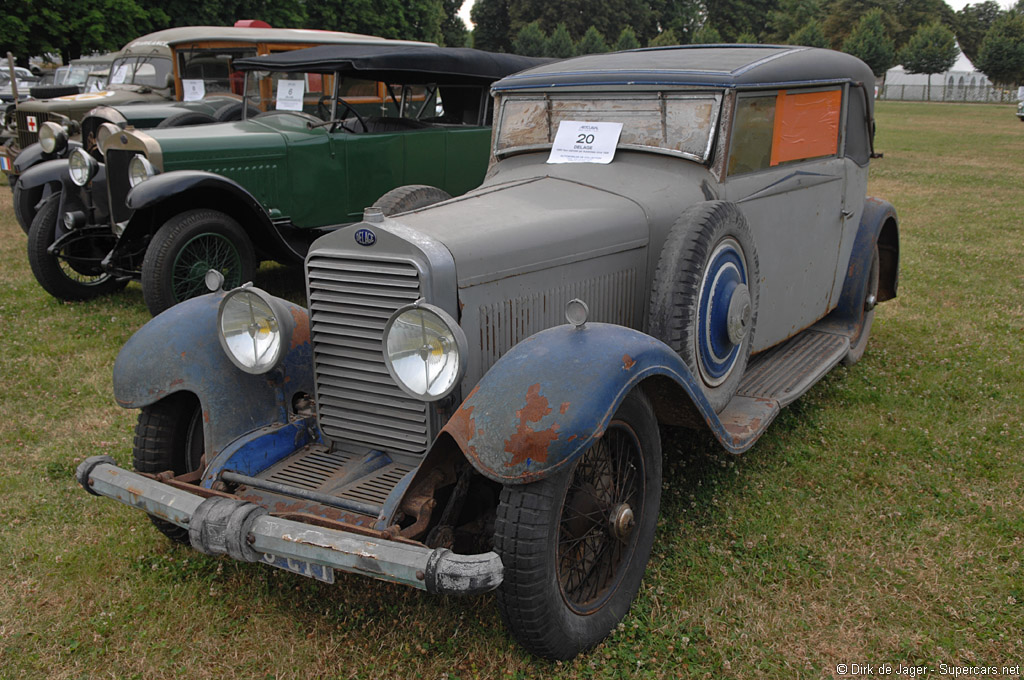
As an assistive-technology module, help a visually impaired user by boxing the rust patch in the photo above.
[180,351,186,359]
[622,354,636,371]
[289,307,310,349]
[170,378,185,388]
[559,401,570,415]
[504,383,558,467]
[203,410,210,423]
[443,385,481,457]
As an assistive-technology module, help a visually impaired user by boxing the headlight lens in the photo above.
[383,302,466,401]
[39,121,68,154]
[127,154,157,187]
[68,147,98,186]
[217,286,295,374]
[95,122,121,157]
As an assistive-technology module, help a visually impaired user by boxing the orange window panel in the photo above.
[770,89,841,166]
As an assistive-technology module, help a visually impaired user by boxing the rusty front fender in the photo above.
[439,323,731,485]
[112,292,314,460]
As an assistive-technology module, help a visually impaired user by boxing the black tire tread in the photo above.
[131,394,202,544]
[371,185,451,216]
[27,194,126,301]
[13,180,43,234]
[141,208,255,315]
[648,201,759,412]
[494,390,661,660]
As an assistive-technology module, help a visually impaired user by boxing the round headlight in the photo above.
[39,121,68,154]
[217,286,295,374]
[383,302,466,401]
[95,122,121,157]
[68,147,98,186]
[127,154,157,188]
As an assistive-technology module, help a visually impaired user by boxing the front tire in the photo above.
[13,180,44,234]
[27,194,126,301]
[141,209,255,315]
[132,393,206,544]
[494,389,662,660]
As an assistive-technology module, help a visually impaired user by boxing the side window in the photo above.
[728,88,842,176]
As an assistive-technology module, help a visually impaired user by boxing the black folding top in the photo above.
[492,45,875,91]
[233,44,549,85]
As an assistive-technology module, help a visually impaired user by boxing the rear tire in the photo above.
[842,243,880,366]
[371,185,451,216]
[132,394,206,544]
[27,194,126,301]
[141,209,255,315]
[494,390,662,660]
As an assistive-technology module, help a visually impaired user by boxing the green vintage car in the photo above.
[24,44,545,314]
[4,24,417,232]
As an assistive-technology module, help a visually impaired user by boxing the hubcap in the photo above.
[696,237,748,387]
[609,503,635,542]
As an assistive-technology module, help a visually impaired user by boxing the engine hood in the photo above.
[100,97,238,128]
[391,175,649,288]
[137,117,300,171]
[18,88,170,119]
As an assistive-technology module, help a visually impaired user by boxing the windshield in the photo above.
[109,56,172,88]
[177,47,258,98]
[242,72,433,125]
[494,93,721,163]
[64,65,99,86]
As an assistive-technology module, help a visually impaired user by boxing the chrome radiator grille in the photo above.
[307,254,429,453]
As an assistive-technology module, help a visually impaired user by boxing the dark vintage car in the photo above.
[24,44,544,315]
[78,45,899,659]
[5,24,416,233]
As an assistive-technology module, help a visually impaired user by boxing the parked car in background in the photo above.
[78,45,899,660]
[4,23,419,232]
[24,44,545,314]
[32,52,122,98]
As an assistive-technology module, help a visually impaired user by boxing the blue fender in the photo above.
[821,197,899,336]
[123,170,304,263]
[12,140,81,175]
[112,291,315,461]
[441,322,748,485]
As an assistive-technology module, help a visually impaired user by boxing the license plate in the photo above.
[260,553,335,583]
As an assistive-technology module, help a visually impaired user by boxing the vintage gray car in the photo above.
[78,45,899,660]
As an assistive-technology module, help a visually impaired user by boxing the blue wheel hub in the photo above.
[696,238,750,387]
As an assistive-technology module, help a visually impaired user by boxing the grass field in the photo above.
[1,101,1022,680]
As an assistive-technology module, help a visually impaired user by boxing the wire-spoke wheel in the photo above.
[141,209,255,316]
[495,389,661,660]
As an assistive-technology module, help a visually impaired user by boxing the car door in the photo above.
[720,86,848,352]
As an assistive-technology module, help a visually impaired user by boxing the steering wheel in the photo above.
[316,95,368,133]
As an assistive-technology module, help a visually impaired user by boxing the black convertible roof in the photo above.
[492,45,875,91]
[233,45,548,85]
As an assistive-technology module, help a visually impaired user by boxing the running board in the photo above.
[716,328,850,448]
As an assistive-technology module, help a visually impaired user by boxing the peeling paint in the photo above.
[622,354,636,370]
[504,383,558,467]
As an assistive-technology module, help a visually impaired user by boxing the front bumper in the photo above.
[76,455,503,596]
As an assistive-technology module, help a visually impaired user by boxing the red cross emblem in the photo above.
[26,116,37,133]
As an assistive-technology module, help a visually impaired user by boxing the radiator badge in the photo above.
[354,228,377,247]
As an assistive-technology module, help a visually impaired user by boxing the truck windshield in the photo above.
[108,56,172,88]
[494,93,721,163]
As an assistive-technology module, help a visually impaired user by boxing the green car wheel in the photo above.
[141,208,255,316]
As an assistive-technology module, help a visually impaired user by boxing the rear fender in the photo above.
[822,197,899,335]
[113,292,315,462]
[122,170,301,262]
[439,323,742,485]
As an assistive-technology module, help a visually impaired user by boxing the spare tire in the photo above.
[649,201,759,413]
[213,101,259,121]
[155,111,218,128]
[370,185,452,216]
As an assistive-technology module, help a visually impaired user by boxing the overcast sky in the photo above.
[456,1,1016,28]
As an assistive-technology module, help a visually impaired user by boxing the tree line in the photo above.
[2,0,1023,86]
